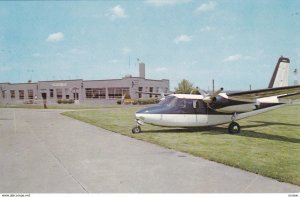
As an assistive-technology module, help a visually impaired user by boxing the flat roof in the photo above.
[38,79,83,82]
[1,77,169,85]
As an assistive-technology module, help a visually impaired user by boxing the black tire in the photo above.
[228,122,240,134]
[132,126,141,134]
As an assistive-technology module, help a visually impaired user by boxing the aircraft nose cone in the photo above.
[136,108,150,114]
[136,105,162,114]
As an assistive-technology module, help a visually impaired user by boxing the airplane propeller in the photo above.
[198,87,224,108]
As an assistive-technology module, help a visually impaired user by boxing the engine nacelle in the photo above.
[210,95,256,113]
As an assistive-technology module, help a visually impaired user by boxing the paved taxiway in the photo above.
[0,108,299,193]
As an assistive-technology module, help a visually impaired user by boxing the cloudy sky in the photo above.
[0,0,300,90]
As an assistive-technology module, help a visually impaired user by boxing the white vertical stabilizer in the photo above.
[268,57,290,88]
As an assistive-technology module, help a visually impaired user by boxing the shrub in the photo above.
[137,98,160,105]
[124,99,133,105]
[58,99,75,104]
[117,100,122,105]
[124,93,131,99]
[24,100,33,104]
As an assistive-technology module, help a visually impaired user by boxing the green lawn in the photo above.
[62,104,300,186]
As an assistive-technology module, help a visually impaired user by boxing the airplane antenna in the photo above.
[128,56,131,69]
[135,58,140,67]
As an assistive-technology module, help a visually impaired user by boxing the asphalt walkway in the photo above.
[0,108,299,193]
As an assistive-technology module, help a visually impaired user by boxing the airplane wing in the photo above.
[278,92,300,100]
[136,91,172,96]
[227,85,300,102]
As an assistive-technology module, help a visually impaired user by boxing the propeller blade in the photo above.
[203,87,224,104]
[198,89,208,97]
[211,87,224,98]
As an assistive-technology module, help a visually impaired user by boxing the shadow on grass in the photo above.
[249,121,300,127]
[143,121,300,144]
[143,128,201,134]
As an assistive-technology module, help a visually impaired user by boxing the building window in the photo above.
[50,89,54,98]
[108,87,129,99]
[1,91,5,99]
[19,90,24,99]
[149,87,153,98]
[138,87,143,98]
[155,87,159,93]
[10,90,15,99]
[85,88,106,99]
[65,88,69,94]
[56,89,62,99]
[28,89,33,99]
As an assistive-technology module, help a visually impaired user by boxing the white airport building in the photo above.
[0,63,169,105]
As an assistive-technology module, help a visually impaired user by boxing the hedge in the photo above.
[57,99,75,104]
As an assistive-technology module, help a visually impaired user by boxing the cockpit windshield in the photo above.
[158,96,177,107]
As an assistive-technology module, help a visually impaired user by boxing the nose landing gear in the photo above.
[132,119,143,134]
[132,126,141,134]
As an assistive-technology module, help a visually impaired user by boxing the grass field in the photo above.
[63,104,300,186]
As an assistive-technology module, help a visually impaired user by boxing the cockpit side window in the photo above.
[177,99,186,108]
[159,96,177,107]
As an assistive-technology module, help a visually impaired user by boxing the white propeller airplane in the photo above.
[132,56,300,134]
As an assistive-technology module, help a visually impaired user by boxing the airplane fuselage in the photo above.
[132,57,300,134]
[135,94,284,127]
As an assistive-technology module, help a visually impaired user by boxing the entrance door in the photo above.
[194,100,208,126]
[73,93,79,100]
[42,93,47,100]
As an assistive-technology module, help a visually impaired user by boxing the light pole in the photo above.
[27,69,34,82]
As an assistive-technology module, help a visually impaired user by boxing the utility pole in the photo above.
[294,69,298,85]
[27,69,34,82]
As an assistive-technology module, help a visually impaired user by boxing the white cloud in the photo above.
[0,66,12,72]
[296,48,300,57]
[221,35,235,40]
[46,32,64,42]
[223,54,252,62]
[145,0,191,6]
[110,59,119,64]
[174,35,192,44]
[121,47,131,54]
[200,26,214,32]
[155,67,168,72]
[196,1,217,12]
[69,48,87,55]
[183,61,198,66]
[32,53,41,57]
[109,5,127,19]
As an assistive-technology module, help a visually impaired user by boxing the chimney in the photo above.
[139,62,145,79]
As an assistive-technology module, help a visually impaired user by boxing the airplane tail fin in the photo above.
[268,56,290,88]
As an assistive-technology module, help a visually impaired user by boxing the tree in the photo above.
[174,79,195,94]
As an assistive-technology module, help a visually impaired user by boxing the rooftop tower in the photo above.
[139,62,145,79]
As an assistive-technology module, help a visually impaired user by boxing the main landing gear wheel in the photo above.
[228,122,240,134]
[132,126,142,134]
